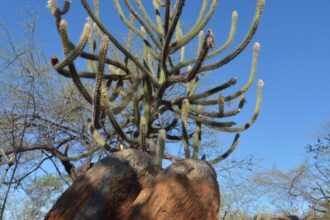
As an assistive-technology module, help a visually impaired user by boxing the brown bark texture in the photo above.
[45,149,220,220]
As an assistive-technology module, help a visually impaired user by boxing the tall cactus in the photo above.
[48,0,265,168]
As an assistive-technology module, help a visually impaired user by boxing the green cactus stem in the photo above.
[155,129,166,167]
[139,116,147,150]
[135,0,163,37]
[208,134,240,164]
[181,98,190,158]
[93,35,109,129]
[82,0,160,87]
[55,22,91,70]
[192,106,202,159]
[218,94,225,116]
[226,42,260,101]
[199,0,264,73]
[170,0,218,53]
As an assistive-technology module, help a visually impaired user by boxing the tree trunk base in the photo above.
[45,149,220,220]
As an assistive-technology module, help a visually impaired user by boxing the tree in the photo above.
[251,134,330,219]
[1,0,265,219]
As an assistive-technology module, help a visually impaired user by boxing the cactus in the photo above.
[48,0,265,167]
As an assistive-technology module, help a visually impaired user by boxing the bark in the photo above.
[45,149,220,220]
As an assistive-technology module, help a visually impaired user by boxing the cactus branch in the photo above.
[200,0,264,72]
[81,0,160,86]
[93,35,109,129]
[208,134,240,164]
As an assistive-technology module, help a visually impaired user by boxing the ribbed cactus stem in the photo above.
[226,42,260,101]
[208,134,240,164]
[175,21,185,63]
[152,0,163,34]
[192,105,202,159]
[218,94,225,116]
[59,20,70,56]
[55,22,91,70]
[238,95,246,109]
[222,79,264,132]
[197,30,204,55]
[140,116,147,150]
[182,99,190,158]
[132,95,140,123]
[182,99,190,129]
[207,10,238,58]
[155,129,166,167]
[47,0,57,15]
[143,79,152,125]
[93,35,109,129]
[126,14,135,51]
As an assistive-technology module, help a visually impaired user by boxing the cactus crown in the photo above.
[49,0,265,166]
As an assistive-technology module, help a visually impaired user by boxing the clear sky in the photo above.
[0,0,329,171]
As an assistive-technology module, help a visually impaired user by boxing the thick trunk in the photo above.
[45,149,220,220]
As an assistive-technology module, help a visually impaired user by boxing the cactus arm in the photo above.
[155,129,166,167]
[112,80,139,114]
[59,0,71,15]
[176,22,185,63]
[139,116,147,150]
[170,0,218,53]
[152,0,164,36]
[172,11,237,72]
[55,22,91,70]
[195,0,209,30]
[166,133,194,141]
[218,94,225,116]
[113,0,160,50]
[208,134,240,164]
[171,80,264,132]
[132,94,140,123]
[100,84,138,144]
[190,94,246,107]
[168,33,210,83]
[143,78,152,125]
[225,42,260,101]
[218,80,264,132]
[109,80,123,102]
[173,107,236,128]
[200,0,264,73]
[79,52,130,74]
[181,99,190,158]
[197,31,204,55]
[164,0,170,36]
[123,0,162,50]
[50,66,131,80]
[109,43,122,63]
[125,14,135,65]
[160,0,185,76]
[170,77,237,105]
[81,0,160,87]
[93,35,109,129]
[53,21,92,104]
[189,105,241,118]
[134,0,163,37]
[205,11,238,58]
[48,0,71,16]
[192,106,202,159]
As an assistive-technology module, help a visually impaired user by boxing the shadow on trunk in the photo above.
[45,149,220,220]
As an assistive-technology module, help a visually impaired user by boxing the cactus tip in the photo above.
[254,42,261,50]
[258,79,264,88]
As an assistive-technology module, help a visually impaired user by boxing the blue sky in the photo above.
[0,0,329,171]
